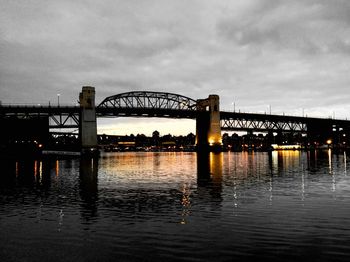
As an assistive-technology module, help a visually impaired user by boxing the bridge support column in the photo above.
[196,95,222,151]
[79,86,98,155]
[267,130,275,146]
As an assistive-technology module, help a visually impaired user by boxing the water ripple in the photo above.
[1,151,350,261]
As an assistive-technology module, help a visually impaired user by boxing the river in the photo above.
[1,150,350,261]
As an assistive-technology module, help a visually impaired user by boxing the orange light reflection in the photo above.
[55,160,59,177]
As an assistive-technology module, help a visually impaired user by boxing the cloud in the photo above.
[1,0,350,134]
[216,0,350,55]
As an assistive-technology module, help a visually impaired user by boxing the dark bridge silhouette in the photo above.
[1,87,350,152]
[97,91,197,118]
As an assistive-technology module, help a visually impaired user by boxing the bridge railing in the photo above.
[0,103,79,108]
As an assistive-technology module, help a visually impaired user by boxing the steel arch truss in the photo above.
[98,91,197,111]
[221,118,307,133]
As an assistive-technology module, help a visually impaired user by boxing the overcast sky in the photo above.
[1,0,350,135]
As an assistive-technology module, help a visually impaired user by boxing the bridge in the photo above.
[1,86,350,152]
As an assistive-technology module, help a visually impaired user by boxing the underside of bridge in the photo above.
[0,117,49,155]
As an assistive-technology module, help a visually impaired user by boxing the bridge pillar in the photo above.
[196,95,222,151]
[79,86,98,154]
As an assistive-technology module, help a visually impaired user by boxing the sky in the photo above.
[1,0,350,136]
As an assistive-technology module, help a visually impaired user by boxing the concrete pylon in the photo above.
[196,95,222,151]
[79,86,98,154]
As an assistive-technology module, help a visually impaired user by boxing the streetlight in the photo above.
[57,94,60,107]
[327,139,332,148]
[232,101,235,112]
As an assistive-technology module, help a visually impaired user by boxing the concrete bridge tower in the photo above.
[79,86,98,153]
[196,95,222,151]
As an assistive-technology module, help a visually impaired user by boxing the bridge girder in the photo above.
[0,105,80,129]
[96,107,196,119]
[221,118,307,133]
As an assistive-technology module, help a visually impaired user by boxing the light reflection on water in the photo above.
[1,151,350,261]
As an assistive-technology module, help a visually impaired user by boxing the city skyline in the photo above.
[1,0,350,135]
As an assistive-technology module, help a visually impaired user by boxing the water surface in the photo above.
[1,150,350,261]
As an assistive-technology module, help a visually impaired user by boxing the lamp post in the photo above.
[57,94,60,107]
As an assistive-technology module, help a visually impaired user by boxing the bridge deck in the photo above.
[1,105,350,132]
